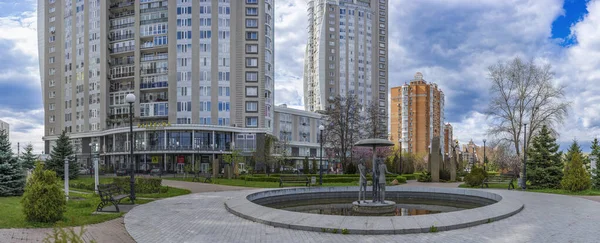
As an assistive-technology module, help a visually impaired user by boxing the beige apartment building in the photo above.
[390,72,445,156]
[37,0,327,173]
[303,0,389,138]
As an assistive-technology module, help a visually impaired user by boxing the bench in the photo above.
[96,183,132,212]
[279,175,309,187]
[482,174,516,190]
[192,172,212,183]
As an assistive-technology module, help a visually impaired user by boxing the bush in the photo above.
[464,166,488,187]
[439,169,451,181]
[113,177,164,193]
[395,176,407,184]
[401,174,417,180]
[22,162,66,223]
[561,153,591,192]
[417,171,432,182]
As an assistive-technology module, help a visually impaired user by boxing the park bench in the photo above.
[192,172,212,183]
[482,174,516,190]
[279,175,309,187]
[96,183,132,212]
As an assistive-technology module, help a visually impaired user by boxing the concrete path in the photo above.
[161,179,249,193]
[125,188,600,243]
[575,195,600,203]
[0,217,134,243]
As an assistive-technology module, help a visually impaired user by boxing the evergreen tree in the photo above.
[20,143,37,170]
[561,152,591,191]
[565,139,591,172]
[0,130,26,196]
[526,125,563,189]
[46,131,79,180]
[590,138,600,189]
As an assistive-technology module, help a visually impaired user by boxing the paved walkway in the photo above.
[161,179,248,193]
[125,188,600,243]
[0,217,134,243]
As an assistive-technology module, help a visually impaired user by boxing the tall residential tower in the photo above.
[303,0,388,133]
[38,0,286,173]
[390,72,445,156]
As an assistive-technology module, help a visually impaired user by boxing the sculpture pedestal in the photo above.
[351,200,396,214]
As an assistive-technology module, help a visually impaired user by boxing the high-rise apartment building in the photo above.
[0,119,8,137]
[390,72,445,155]
[38,0,287,172]
[303,0,388,133]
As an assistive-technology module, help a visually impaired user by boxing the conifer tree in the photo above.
[46,130,79,180]
[565,139,591,172]
[561,152,591,191]
[0,130,25,196]
[526,125,563,189]
[590,138,600,189]
[20,143,37,170]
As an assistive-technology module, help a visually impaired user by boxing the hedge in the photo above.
[401,174,417,180]
[113,177,166,193]
[395,176,407,184]
[243,176,396,184]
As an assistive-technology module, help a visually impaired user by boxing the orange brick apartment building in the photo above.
[390,72,446,156]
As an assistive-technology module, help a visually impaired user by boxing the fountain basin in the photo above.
[352,200,396,214]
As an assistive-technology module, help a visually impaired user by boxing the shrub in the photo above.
[341,228,349,234]
[402,174,417,180]
[439,169,451,181]
[429,225,438,233]
[561,153,591,192]
[311,158,318,174]
[417,171,432,182]
[395,176,407,184]
[113,177,164,193]
[22,162,66,223]
[464,166,488,187]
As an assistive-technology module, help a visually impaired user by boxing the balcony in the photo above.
[109,1,134,9]
[140,17,168,25]
[140,81,168,90]
[109,45,135,54]
[107,144,233,153]
[140,97,168,103]
[110,71,134,80]
[141,67,168,75]
[108,33,134,42]
[109,10,135,19]
[141,42,167,50]
[140,6,168,13]
[141,53,168,62]
[110,22,134,30]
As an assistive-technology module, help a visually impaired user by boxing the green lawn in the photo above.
[459,182,516,189]
[0,193,122,229]
[165,177,369,188]
[526,188,600,196]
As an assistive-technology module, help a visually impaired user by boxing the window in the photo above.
[246,0,258,4]
[49,57,55,63]
[246,58,258,67]
[49,103,55,110]
[246,7,258,16]
[246,117,258,127]
[246,44,258,53]
[245,87,258,97]
[246,72,258,82]
[246,101,258,112]
[245,19,258,28]
[246,31,258,40]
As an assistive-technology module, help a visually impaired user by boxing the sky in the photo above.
[0,0,598,155]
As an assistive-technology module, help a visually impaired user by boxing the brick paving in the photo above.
[125,188,600,243]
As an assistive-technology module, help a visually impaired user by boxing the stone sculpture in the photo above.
[358,160,367,203]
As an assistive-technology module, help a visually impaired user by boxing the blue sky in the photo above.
[0,0,599,154]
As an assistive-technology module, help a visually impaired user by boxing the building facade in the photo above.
[390,72,445,155]
[38,0,311,173]
[303,0,388,133]
[0,119,8,137]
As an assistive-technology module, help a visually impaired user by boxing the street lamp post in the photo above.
[126,93,136,203]
[319,125,325,186]
[90,142,99,193]
[522,123,528,190]
[483,139,487,172]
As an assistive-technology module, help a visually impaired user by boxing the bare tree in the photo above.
[491,142,522,176]
[324,95,362,173]
[362,102,388,139]
[487,57,569,158]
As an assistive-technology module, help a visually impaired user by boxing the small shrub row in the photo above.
[395,176,407,184]
[401,174,417,180]
[113,177,165,193]
[418,172,432,182]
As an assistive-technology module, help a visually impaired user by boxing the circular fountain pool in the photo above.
[225,186,523,234]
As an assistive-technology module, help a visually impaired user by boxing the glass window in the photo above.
[245,19,258,28]
[246,58,258,67]
[246,101,258,112]
[246,7,258,16]
[246,117,258,127]
[246,44,258,53]
[246,72,258,82]
[246,31,258,40]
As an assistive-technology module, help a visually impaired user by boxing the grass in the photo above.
[0,192,122,229]
[165,177,365,188]
[458,182,517,189]
[68,176,191,198]
[526,188,600,196]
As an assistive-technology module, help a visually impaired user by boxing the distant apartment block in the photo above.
[0,119,8,137]
[390,72,445,155]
